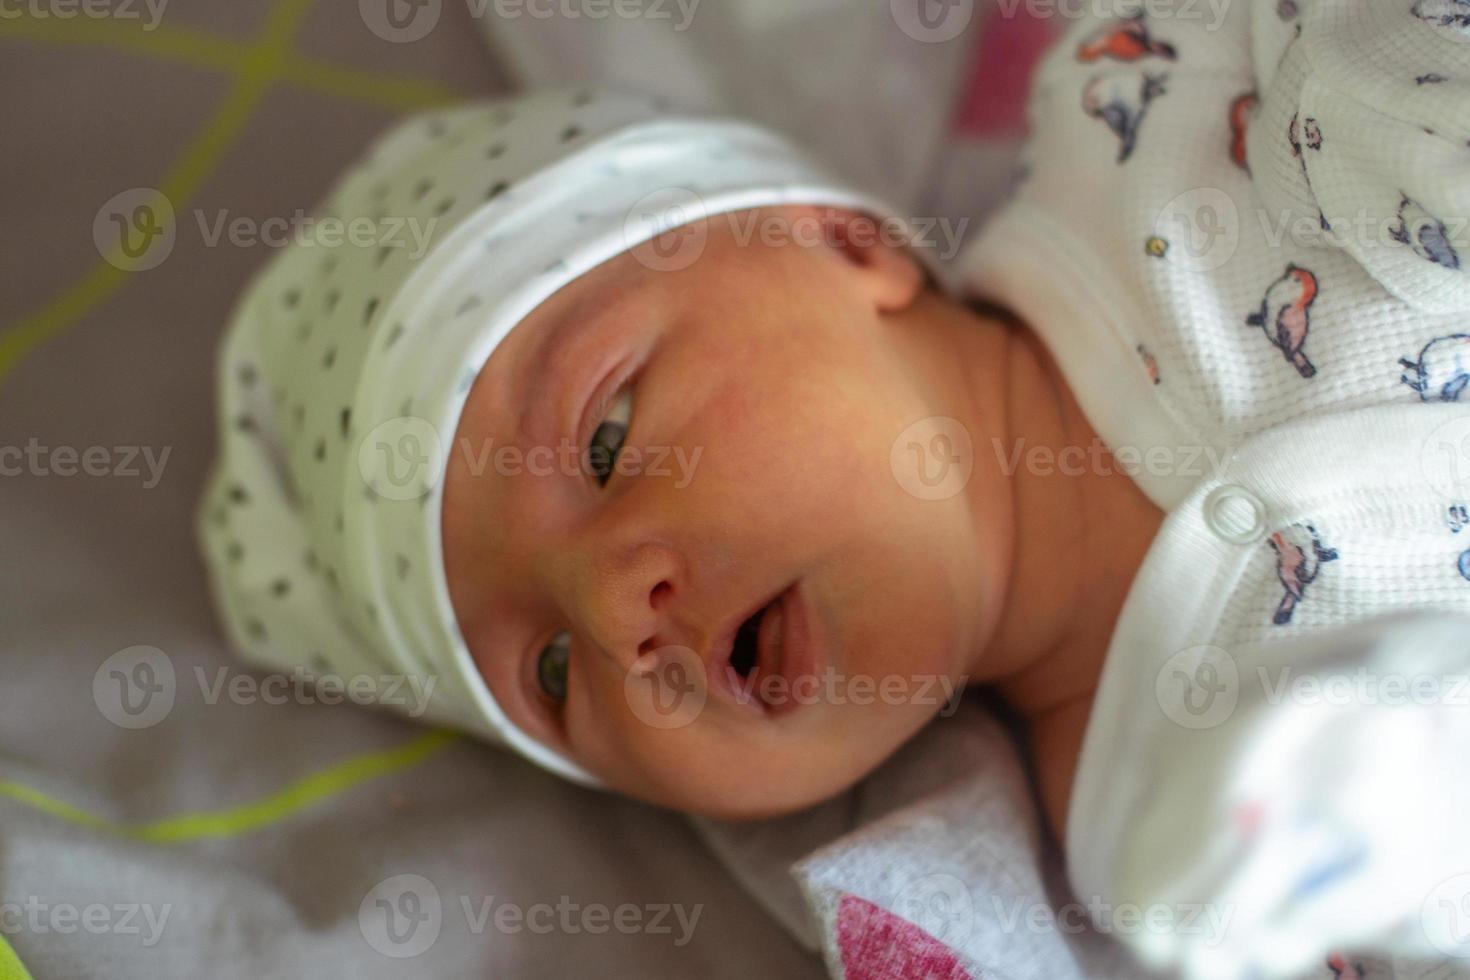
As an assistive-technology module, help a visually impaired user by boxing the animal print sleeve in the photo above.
[1246,0,1470,315]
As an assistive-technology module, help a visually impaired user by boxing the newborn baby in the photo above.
[199,2,1470,976]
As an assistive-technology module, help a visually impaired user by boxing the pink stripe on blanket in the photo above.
[836,893,975,980]
[951,6,1058,138]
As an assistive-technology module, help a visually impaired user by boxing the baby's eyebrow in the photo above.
[509,300,583,447]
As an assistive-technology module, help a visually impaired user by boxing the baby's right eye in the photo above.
[537,632,570,703]
[588,388,633,488]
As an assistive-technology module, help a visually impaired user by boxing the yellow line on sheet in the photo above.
[0,0,311,389]
[0,730,458,843]
[0,0,459,391]
[0,933,34,980]
[0,15,249,72]
[0,15,459,110]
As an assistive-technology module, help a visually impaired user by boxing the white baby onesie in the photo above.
[959,0,1470,977]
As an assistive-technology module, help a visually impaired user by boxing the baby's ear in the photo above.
[811,206,925,315]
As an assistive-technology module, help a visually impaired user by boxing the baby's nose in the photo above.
[568,541,683,666]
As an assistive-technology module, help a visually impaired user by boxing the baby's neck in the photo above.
[940,298,1164,840]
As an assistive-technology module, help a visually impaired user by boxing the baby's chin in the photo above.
[612,723,928,821]
[644,776,867,822]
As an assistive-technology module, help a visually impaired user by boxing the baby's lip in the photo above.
[708,581,823,716]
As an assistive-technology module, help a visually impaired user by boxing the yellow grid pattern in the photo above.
[0,8,479,968]
[0,0,466,389]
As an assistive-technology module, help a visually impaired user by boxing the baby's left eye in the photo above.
[537,631,571,702]
[588,388,633,487]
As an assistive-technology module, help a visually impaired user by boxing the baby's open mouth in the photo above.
[729,604,767,680]
[716,582,815,716]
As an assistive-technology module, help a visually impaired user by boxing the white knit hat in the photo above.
[197,87,930,786]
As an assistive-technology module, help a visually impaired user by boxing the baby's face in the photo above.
[443,206,997,818]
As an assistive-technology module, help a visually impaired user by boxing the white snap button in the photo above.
[1203,485,1268,544]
